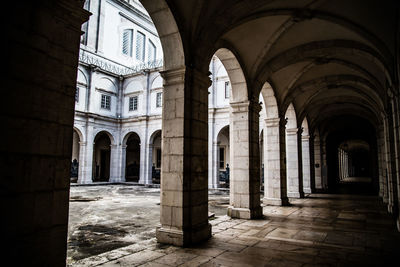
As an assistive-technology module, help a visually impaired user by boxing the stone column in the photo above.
[302,134,312,193]
[227,100,263,219]
[80,123,94,184]
[77,142,87,183]
[263,117,289,206]
[391,96,400,230]
[384,113,397,214]
[139,140,148,184]
[119,145,127,182]
[109,144,121,182]
[146,144,154,184]
[286,127,304,198]
[156,67,211,246]
[314,133,323,190]
[211,141,219,188]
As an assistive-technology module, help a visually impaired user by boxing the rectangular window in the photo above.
[156,92,162,107]
[136,31,145,61]
[224,81,230,99]
[75,87,79,103]
[219,147,225,169]
[129,96,138,111]
[148,40,156,62]
[122,29,133,56]
[101,94,111,110]
[156,148,161,168]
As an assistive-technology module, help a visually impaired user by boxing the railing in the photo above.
[79,49,163,76]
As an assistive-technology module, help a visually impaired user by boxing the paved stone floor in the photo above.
[68,185,400,266]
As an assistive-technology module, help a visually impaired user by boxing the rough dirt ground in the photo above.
[67,185,229,265]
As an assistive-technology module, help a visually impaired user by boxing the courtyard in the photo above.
[68,185,400,266]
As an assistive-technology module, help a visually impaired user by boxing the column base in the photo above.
[397,217,400,232]
[388,203,395,214]
[109,177,124,183]
[263,197,289,206]
[227,206,263,219]
[287,191,304,198]
[156,223,211,246]
[303,188,312,194]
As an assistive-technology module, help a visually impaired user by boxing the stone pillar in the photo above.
[119,145,127,182]
[77,142,87,183]
[146,144,154,184]
[286,127,304,198]
[379,125,389,204]
[391,96,400,229]
[156,67,211,246]
[378,126,385,198]
[314,133,323,190]
[139,140,148,184]
[227,100,263,219]
[211,141,219,189]
[109,144,121,182]
[263,117,289,206]
[80,123,94,184]
[384,113,397,214]
[321,139,328,189]
[2,1,90,265]
[302,134,312,193]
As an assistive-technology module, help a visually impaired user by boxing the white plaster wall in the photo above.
[102,1,163,67]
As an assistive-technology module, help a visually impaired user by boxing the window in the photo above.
[101,94,111,110]
[219,147,225,169]
[129,96,138,111]
[148,40,156,62]
[136,31,145,61]
[224,81,230,99]
[156,92,162,107]
[122,29,133,56]
[75,87,79,103]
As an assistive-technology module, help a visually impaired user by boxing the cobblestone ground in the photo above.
[68,185,400,266]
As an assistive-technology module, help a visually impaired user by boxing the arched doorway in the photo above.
[217,126,230,188]
[125,132,141,182]
[71,129,81,183]
[149,130,161,184]
[93,132,112,182]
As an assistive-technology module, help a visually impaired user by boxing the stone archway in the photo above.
[93,132,113,182]
[125,132,141,182]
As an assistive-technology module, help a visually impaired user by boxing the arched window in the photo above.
[148,40,156,62]
[122,29,133,57]
[136,31,145,61]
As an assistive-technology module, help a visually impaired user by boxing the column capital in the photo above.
[79,141,87,146]
[230,100,261,113]
[286,127,299,135]
[160,66,211,88]
[302,135,310,140]
[264,117,280,127]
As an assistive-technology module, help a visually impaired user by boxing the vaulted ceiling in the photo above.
[146,0,399,132]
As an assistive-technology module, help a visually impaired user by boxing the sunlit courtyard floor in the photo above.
[68,184,400,266]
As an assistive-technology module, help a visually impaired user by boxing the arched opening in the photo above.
[301,118,311,194]
[125,132,141,182]
[216,125,230,188]
[325,115,379,195]
[93,132,112,182]
[71,129,81,183]
[149,130,161,184]
[285,103,303,198]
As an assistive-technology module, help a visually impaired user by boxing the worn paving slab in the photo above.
[68,185,400,266]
